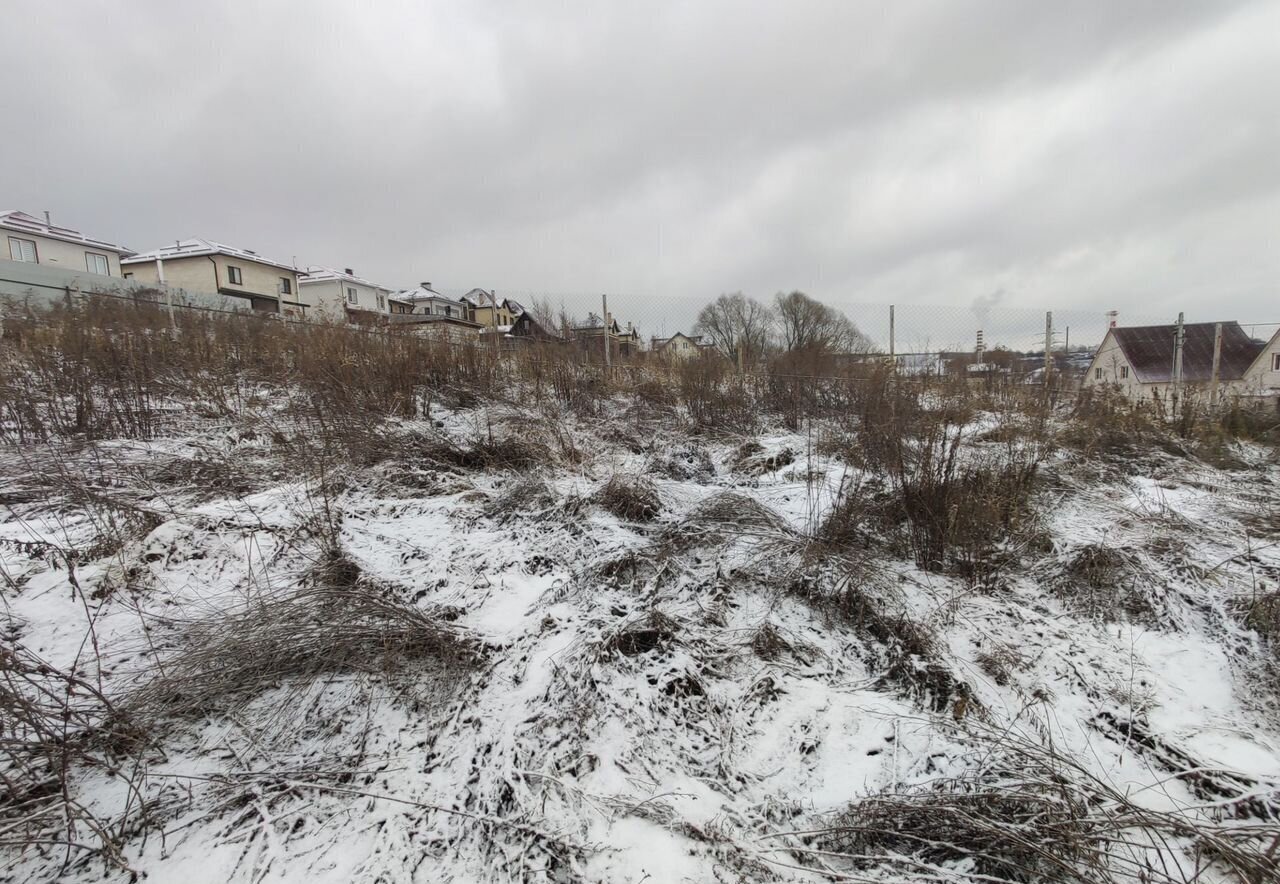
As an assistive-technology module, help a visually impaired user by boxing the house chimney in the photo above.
[421,282,431,290]
[43,210,51,227]
[345,268,354,275]
[1106,310,1119,328]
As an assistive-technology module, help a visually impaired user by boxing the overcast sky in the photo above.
[3,1,1277,343]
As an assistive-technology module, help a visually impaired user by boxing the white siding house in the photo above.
[1,210,132,277]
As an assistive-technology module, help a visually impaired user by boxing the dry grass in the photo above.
[799,724,1280,884]
[1055,544,1161,624]
[595,476,662,522]
[120,581,483,728]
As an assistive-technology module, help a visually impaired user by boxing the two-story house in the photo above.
[122,239,306,315]
[300,266,396,324]
[1,210,132,276]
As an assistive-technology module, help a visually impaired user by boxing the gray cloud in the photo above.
[3,0,1276,342]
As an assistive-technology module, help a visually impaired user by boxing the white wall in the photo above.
[4,231,124,276]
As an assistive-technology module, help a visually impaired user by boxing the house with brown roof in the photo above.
[1082,321,1274,403]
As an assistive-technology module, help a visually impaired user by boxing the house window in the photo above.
[377,294,386,310]
[7,237,37,263]
[123,272,133,280]
[85,252,110,275]
[1273,353,1280,372]
[227,265,243,285]
[1094,367,1102,380]
[347,287,358,305]
[280,277,292,295]
[1119,365,1129,379]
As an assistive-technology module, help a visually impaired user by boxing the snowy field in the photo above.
[2,395,1278,883]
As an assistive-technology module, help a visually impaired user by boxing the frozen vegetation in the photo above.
[1,301,1278,883]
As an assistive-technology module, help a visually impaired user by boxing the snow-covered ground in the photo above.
[1,399,1278,883]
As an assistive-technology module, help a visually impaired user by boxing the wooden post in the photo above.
[1209,321,1223,407]
[1044,311,1053,383]
[889,304,895,363]
[1172,312,1185,413]
[602,293,611,370]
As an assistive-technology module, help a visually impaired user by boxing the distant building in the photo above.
[1,209,132,277]
[300,266,396,324]
[650,332,712,360]
[462,289,523,329]
[122,239,306,316]
[1083,321,1280,404]
[398,282,468,320]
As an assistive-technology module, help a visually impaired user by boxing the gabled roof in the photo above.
[397,282,464,305]
[122,238,298,273]
[1106,322,1263,383]
[0,209,132,254]
[461,288,523,314]
[461,288,495,306]
[653,332,703,349]
[300,266,391,291]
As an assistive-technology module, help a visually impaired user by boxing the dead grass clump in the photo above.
[976,642,1028,687]
[731,442,797,476]
[1059,387,1184,462]
[121,583,483,726]
[807,726,1280,884]
[749,622,818,664]
[603,611,678,658]
[403,433,555,473]
[596,476,661,522]
[1055,545,1159,624]
[788,573,969,714]
[1237,590,1280,641]
[483,476,558,521]
[662,492,790,552]
[148,452,257,496]
[656,443,715,481]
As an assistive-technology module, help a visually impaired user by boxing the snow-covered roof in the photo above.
[0,209,132,255]
[300,266,391,291]
[397,283,464,305]
[122,238,298,273]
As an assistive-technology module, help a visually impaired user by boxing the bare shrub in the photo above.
[0,644,142,871]
[596,476,661,522]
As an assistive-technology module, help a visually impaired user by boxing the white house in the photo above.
[300,266,398,324]
[650,331,712,360]
[1082,321,1270,403]
[1240,327,1280,402]
[123,239,306,316]
[1,210,132,276]
[398,282,469,319]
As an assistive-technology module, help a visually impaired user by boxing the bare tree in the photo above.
[774,291,872,354]
[693,292,774,363]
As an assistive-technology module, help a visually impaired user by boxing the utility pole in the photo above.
[1172,312,1185,413]
[602,293,611,370]
[1044,311,1053,383]
[1209,322,1223,407]
[889,304,896,364]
